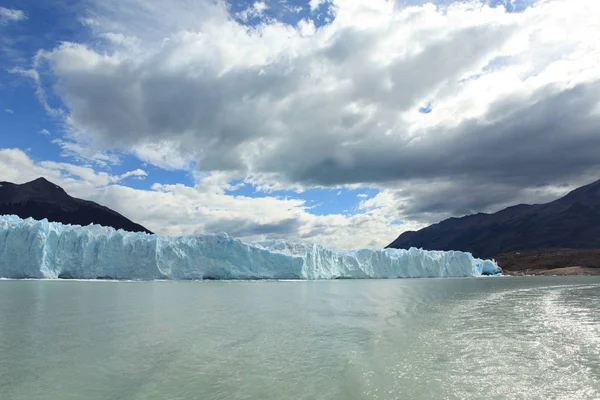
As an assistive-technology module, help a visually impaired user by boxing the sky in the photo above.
[0,0,599,248]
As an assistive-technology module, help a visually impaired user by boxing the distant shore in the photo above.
[503,267,600,276]
[496,248,600,276]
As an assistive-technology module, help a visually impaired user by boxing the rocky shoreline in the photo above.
[495,249,600,276]
[503,267,600,276]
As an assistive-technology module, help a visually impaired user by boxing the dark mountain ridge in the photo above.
[387,179,600,258]
[0,177,152,234]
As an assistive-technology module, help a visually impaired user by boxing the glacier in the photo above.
[0,215,501,280]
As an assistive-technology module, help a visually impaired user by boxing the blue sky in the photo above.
[1,0,386,229]
[1,0,598,247]
[0,0,375,203]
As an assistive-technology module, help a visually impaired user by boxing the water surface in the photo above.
[1,277,599,399]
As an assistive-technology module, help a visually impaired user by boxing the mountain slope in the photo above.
[387,179,600,258]
[0,177,152,234]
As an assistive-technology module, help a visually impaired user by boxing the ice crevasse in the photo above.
[0,215,502,280]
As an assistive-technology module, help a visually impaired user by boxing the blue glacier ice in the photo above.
[0,215,501,280]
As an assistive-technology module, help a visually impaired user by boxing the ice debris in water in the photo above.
[0,215,501,280]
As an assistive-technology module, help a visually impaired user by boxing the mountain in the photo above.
[0,177,152,234]
[387,179,600,258]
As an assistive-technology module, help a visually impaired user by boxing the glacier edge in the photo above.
[0,215,502,280]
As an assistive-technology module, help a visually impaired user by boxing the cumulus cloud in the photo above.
[14,0,600,235]
[0,148,408,247]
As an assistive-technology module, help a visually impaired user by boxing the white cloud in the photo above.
[0,148,64,183]
[253,1,267,13]
[117,169,147,180]
[0,7,26,24]
[235,1,270,22]
[284,4,303,14]
[52,138,121,167]
[298,18,316,37]
[99,32,140,48]
[0,148,407,247]
[131,141,194,171]
[29,0,600,180]
[37,159,146,187]
[309,0,329,12]
[39,129,51,136]
[12,0,600,236]
[8,67,63,116]
[4,109,14,114]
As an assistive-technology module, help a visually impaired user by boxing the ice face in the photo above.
[0,215,502,280]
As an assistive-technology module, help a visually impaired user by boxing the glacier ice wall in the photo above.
[0,215,501,280]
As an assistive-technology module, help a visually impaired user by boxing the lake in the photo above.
[1,277,599,399]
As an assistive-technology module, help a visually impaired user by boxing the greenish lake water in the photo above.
[1,277,599,399]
